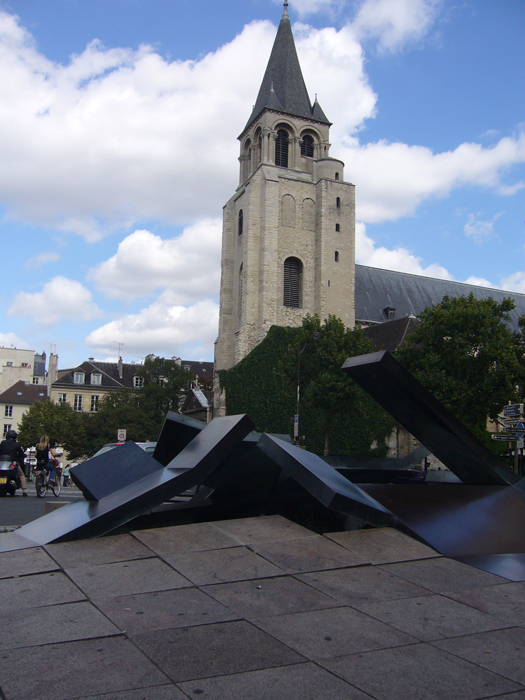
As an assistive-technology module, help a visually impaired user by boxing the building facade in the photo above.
[214,2,355,413]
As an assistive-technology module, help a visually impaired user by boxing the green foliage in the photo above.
[17,400,86,459]
[136,356,193,415]
[396,294,525,434]
[220,316,395,456]
[81,390,163,457]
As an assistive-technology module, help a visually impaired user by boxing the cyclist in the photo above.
[0,430,28,496]
[35,434,57,484]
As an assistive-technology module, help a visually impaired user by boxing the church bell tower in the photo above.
[214,1,355,411]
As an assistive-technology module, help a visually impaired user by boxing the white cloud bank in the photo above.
[7,277,102,326]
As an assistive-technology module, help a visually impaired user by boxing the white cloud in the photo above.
[351,0,442,52]
[25,252,60,268]
[88,220,222,303]
[7,276,102,325]
[464,276,495,288]
[500,272,525,295]
[0,332,30,349]
[85,299,219,359]
[464,212,501,243]
[498,181,525,196]
[355,221,453,277]
[343,133,525,223]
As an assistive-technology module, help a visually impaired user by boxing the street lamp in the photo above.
[295,331,322,445]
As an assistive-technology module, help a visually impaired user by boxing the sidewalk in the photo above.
[1,514,525,699]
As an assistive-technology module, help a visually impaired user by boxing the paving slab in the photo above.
[74,687,187,700]
[203,574,340,619]
[0,545,59,579]
[177,661,371,700]
[0,635,169,700]
[355,593,509,641]
[380,556,508,593]
[45,533,155,569]
[0,570,85,611]
[0,601,119,650]
[254,605,416,659]
[325,526,439,564]
[443,582,525,626]
[250,535,367,574]
[434,627,525,685]
[132,521,239,556]
[96,586,238,634]
[298,564,431,605]
[213,514,314,544]
[320,642,521,700]
[165,545,284,585]
[65,557,191,600]
[132,619,304,683]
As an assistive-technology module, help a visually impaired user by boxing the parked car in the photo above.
[92,441,157,458]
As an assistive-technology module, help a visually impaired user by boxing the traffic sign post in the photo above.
[117,429,126,442]
[504,404,523,417]
[492,434,513,441]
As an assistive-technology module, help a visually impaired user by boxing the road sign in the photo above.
[504,419,520,428]
[117,429,126,442]
[492,434,513,441]
[504,404,523,417]
[517,422,525,439]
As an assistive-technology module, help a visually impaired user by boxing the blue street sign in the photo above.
[517,422,525,439]
[504,404,522,417]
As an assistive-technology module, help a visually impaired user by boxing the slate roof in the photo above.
[0,381,48,404]
[177,360,214,379]
[53,361,140,390]
[242,4,330,135]
[362,316,421,353]
[355,264,525,331]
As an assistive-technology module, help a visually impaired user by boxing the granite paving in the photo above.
[0,516,524,699]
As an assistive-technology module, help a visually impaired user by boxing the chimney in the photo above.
[117,356,123,379]
[47,353,58,390]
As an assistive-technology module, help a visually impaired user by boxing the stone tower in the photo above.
[214,1,355,412]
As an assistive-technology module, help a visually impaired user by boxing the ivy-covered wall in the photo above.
[219,321,395,456]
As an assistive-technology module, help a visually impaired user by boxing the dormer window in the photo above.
[134,376,144,388]
[74,372,85,384]
[90,373,102,385]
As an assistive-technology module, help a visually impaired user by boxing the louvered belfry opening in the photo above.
[284,256,302,307]
[275,129,289,167]
[301,134,314,158]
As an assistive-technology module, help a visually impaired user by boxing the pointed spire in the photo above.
[241,2,330,134]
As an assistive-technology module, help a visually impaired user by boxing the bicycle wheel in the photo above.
[35,472,46,498]
[52,478,61,497]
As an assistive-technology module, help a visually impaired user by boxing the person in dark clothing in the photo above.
[36,434,57,483]
[0,429,28,496]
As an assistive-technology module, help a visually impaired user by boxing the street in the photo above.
[0,481,85,528]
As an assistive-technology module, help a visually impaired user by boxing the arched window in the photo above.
[283,257,303,308]
[335,223,340,232]
[336,197,341,208]
[335,172,340,180]
[238,209,243,236]
[301,134,314,158]
[275,129,289,168]
[238,264,243,320]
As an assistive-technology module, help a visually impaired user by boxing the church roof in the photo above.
[242,3,331,135]
[355,264,525,331]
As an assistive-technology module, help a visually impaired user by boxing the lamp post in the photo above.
[295,331,322,445]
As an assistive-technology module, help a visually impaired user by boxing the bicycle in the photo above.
[34,467,61,498]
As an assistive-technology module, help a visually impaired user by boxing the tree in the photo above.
[396,294,525,434]
[220,316,395,456]
[17,400,86,459]
[136,356,193,416]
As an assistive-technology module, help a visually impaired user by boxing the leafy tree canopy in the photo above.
[17,400,86,459]
[396,294,525,432]
[136,356,193,416]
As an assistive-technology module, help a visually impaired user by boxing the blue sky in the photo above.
[0,0,523,369]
